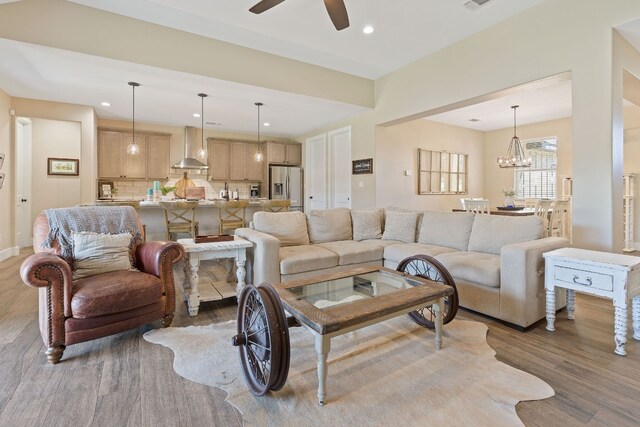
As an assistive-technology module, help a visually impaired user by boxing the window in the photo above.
[418,149,468,194]
[515,138,557,199]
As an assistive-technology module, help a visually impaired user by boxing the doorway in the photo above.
[15,117,32,248]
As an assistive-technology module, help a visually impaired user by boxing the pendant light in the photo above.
[126,82,140,155]
[254,102,264,162]
[496,105,531,168]
[196,93,208,160]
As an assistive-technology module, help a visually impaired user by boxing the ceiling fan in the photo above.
[249,0,350,31]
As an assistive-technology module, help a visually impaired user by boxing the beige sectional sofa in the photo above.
[235,207,569,329]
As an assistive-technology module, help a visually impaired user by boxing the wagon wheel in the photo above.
[231,283,289,395]
[256,282,290,391]
[396,254,459,328]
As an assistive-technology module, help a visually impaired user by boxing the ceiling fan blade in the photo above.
[249,0,286,14]
[323,0,349,30]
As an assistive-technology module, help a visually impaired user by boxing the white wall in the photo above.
[30,118,82,223]
[376,119,485,211]
[0,89,12,260]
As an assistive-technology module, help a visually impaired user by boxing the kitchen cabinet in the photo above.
[208,139,230,180]
[98,129,170,179]
[266,141,302,165]
[229,142,262,181]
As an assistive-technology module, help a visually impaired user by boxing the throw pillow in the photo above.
[382,211,418,243]
[253,211,310,246]
[72,232,136,280]
[351,209,384,241]
[307,208,352,243]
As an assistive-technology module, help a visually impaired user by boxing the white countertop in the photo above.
[138,198,269,207]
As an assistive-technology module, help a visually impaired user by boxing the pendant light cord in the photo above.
[512,105,518,138]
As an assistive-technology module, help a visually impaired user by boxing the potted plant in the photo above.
[159,185,176,201]
[502,188,516,207]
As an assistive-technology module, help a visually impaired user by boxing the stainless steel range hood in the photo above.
[172,126,208,170]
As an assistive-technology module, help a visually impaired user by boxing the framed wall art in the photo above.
[352,158,373,175]
[47,157,79,176]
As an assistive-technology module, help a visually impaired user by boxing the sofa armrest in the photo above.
[136,241,184,316]
[235,228,281,285]
[20,252,74,347]
[500,237,570,328]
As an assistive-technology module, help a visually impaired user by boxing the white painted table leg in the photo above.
[546,287,556,332]
[633,295,640,341]
[315,335,331,405]
[566,289,576,320]
[614,301,628,356]
[235,250,247,298]
[186,253,201,316]
[182,255,191,302]
[433,298,443,350]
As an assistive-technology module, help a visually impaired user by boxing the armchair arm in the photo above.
[136,241,185,316]
[20,252,73,347]
[500,237,570,328]
[235,228,281,285]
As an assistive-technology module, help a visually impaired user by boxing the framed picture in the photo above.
[352,158,373,175]
[98,181,114,199]
[47,157,79,176]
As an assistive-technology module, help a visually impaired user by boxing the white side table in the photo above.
[543,247,640,355]
[177,237,253,316]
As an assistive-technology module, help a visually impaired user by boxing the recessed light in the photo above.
[101,102,111,107]
[206,121,222,126]
[469,118,480,122]
[193,113,200,118]
[363,25,374,34]
[263,122,270,127]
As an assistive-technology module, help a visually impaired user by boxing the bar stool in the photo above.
[160,200,199,241]
[259,199,291,212]
[214,200,248,234]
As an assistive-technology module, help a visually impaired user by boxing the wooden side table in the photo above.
[543,247,640,355]
[177,237,253,316]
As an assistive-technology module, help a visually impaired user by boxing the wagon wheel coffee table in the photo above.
[232,255,457,405]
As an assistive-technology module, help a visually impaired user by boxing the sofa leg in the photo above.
[46,345,65,364]
[161,314,174,327]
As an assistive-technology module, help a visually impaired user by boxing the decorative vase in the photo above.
[504,195,515,207]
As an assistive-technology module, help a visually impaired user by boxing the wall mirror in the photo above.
[418,149,468,195]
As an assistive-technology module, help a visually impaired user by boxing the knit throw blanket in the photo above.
[43,206,142,260]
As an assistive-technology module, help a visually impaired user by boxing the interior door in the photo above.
[305,134,327,211]
[329,127,352,209]
[15,117,32,247]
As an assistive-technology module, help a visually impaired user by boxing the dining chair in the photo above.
[461,198,485,210]
[214,199,249,234]
[548,199,570,238]
[533,199,553,236]
[464,199,490,215]
[524,198,540,209]
[160,200,199,241]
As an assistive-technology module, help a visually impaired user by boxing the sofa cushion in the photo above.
[383,243,459,265]
[418,211,475,251]
[385,206,424,242]
[279,245,339,275]
[253,211,309,247]
[467,215,543,255]
[71,270,163,318]
[360,239,401,248]
[72,231,136,280]
[382,211,418,243]
[307,208,352,243]
[316,240,383,266]
[351,209,384,241]
[435,251,501,288]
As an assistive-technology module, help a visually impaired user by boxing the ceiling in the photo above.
[0,0,589,137]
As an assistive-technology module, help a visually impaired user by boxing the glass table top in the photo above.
[285,270,425,311]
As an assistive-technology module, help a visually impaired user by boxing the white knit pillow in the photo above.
[382,211,418,243]
[351,209,383,241]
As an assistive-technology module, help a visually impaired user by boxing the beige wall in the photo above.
[0,89,12,259]
[375,119,485,211]
[485,117,573,205]
[30,118,82,224]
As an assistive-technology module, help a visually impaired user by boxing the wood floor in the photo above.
[1,249,639,426]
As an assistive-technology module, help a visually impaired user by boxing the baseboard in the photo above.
[0,246,19,262]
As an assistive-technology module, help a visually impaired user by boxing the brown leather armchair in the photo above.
[20,208,185,364]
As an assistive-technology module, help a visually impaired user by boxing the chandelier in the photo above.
[496,105,531,168]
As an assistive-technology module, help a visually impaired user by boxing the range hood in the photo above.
[172,126,208,170]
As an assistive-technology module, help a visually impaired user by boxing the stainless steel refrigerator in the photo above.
[269,166,303,211]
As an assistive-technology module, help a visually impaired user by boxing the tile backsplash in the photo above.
[105,177,260,200]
